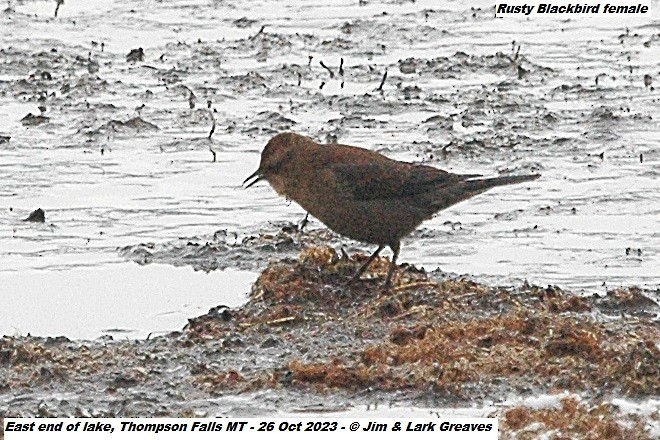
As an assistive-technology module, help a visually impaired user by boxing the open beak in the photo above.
[243,169,264,188]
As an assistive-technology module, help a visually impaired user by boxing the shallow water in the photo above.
[0,0,659,338]
[1,263,252,339]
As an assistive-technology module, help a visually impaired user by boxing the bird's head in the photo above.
[243,133,308,193]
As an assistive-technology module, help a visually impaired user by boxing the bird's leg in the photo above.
[298,213,309,232]
[383,242,400,291]
[345,245,384,286]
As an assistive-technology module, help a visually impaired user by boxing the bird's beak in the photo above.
[243,169,264,188]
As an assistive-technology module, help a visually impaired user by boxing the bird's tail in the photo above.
[425,173,540,214]
[461,173,540,193]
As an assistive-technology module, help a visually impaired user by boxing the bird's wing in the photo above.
[330,162,479,200]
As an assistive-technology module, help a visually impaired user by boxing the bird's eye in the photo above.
[267,159,283,174]
[266,150,293,174]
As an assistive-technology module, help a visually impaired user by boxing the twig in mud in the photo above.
[208,112,216,140]
[339,58,345,88]
[392,281,440,293]
[319,61,334,78]
[187,88,196,109]
[207,99,216,162]
[249,25,266,41]
[377,70,388,92]
[266,316,297,326]
[54,0,63,18]
[505,42,525,78]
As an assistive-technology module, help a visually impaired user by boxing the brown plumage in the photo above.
[244,132,539,290]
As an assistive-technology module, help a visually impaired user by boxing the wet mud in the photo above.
[1,0,658,290]
[1,248,659,438]
[1,0,659,437]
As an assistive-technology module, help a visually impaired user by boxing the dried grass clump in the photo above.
[184,246,659,399]
[502,397,653,439]
[248,246,416,312]
[288,308,659,396]
[0,337,128,390]
[195,370,245,390]
[287,359,393,391]
[598,286,659,313]
[0,338,54,365]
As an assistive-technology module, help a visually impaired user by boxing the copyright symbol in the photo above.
[349,422,360,431]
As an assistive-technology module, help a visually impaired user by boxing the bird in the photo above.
[244,132,539,290]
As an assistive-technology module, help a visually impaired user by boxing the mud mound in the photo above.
[187,247,659,399]
[1,248,658,437]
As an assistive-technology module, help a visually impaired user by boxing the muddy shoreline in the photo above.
[2,0,659,292]
[2,246,659,437]
[2,0,659,437]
